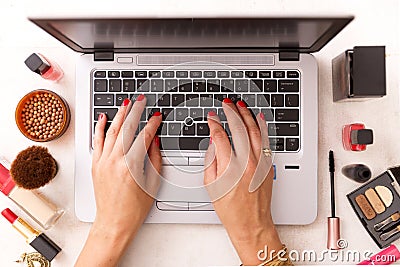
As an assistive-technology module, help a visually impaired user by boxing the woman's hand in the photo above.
[204,99,282,266]
[75,95,162,267]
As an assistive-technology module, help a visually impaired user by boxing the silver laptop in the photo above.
[30,17,352,225]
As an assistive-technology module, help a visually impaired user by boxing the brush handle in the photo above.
[380,225,400,241]
[327,217,341,250]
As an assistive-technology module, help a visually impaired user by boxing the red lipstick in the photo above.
[1,208,61,261]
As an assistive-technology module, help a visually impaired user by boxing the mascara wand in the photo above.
[327,150,341,250]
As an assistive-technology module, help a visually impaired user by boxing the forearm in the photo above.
[75,221,137,267]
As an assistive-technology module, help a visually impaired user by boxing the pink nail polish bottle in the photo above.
[24,53,64,82]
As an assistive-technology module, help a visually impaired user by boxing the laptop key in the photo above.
[122,79,135,92]
[94,94,114,106]
[94,108,118,121]
[179,79,192,92]
[214,94,227,107]
[250,79,263,92]
[242,94,256,107]
[197,123,210,136]
[190,71,202,78]
[159,137,209,150]
[228,94,241,103]
[286,138,299,151]
[221,79,234,92]
[94,79,107,92]
[116,94,129,106]
[235,79,249,92]
[204,71,216,78]
[190,108,203,121]
[250,108,260,119]
[231,71,243,78]
[245,71,257,78]
[217,71,229,78]
[275,109,299,121]
[176,71,188,78]
[261,108,274,121]
[285,94,299,107]
[172,94,185,106]
[183,125,195,135]
[268,123,299,136]
[157,94,170,106]
[218,108,227,121]
[273,71,285,78]
[165,79,178,92]
[204,108,217,117]
[137,79,149,92]
[257,94,270,107]
[278,80,299,92]
[185,94,199,106]
[149,71,161,78]
[269,138,284,146]
[175,108,188,121]
[94,71,106,78]
[163,71,174,78]
[207,79,220,92]
[168,122,182,135]
[287,71,299,78]
[147,108,161,119]
[162,108,174,121]
[146,94,157,107]
[150,79,164,92]
[259,71,271,78]
[135,71,147,78]
[108,71,120,78]
[121,71,134,78]
[200,94,213,107]
[193,79,206,92]
[264,80,277,92]
[109,79,122,92]
[271,94,284,107]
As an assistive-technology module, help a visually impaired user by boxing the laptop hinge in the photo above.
[94,51,114,61]
[279,51,300,62]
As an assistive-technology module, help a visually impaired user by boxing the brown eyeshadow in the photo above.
[355,194,376,220]
[365,188,386,214]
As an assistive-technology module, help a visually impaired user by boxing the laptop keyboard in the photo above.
[92,69,300,152]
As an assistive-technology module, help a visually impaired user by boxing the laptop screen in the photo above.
[30,18,353,53]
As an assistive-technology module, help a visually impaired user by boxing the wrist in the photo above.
[91,219,138,250]
[231,224,283,266]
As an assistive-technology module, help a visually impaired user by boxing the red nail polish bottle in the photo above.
[24,53,64,82]
[342,123,374,151]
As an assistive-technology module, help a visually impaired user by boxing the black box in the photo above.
[332,46,386,102]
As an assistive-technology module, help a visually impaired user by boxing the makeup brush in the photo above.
[327,150,341,250]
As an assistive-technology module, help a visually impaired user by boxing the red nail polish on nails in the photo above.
[137,94,145,101]
[209,137,213,144]
[237,100,246,108]
[223,98,233,104]
[153,111,162,117]
[98,113,104,120]
[154,136,160,147]
[122,98,130,106]
[259,112,265,120]
[208,110,217,116]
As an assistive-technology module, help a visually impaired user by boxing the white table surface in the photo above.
[0,0,399,266]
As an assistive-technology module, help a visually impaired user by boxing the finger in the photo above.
[92,113,106,162]
[207,111,232,170]
[143,136,162,198]
[128,112,162,160]
[222,98,251,160]
[116,94,147,156]
[236,100,261,158]
[102,98,131,157]
[203,139,217,185]
[257,112,271,151]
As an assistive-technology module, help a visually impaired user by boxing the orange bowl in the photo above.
[15,89,70,142]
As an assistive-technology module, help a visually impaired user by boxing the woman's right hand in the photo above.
[204,99,283,266]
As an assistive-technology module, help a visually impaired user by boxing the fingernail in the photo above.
[137,94,145,101]
[237,100,247,108]
[154,136,160,147]
[98,113,104,120]
[259,112,265,120]
[208,110,217,116]
[223,98,233,104]
[122,98,130,106]
[153,111,162,117]
[209,137,213,144]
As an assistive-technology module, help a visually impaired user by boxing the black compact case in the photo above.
[347,168,400,248]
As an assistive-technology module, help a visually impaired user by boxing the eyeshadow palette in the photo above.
[347,166,400,248]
